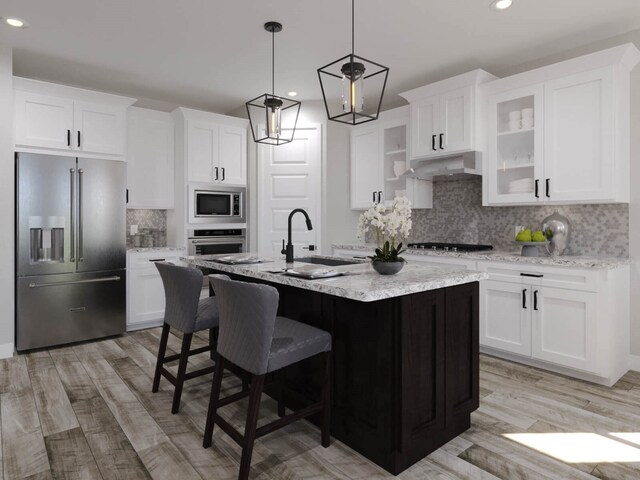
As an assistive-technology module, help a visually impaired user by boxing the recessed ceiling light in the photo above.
[288,91,298,97]
[2,17,28,28]
[490,0,513,10]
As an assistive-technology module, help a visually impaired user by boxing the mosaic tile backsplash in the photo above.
[407,178,628,257]
[126,209,167,248]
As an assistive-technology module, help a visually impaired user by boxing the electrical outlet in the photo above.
[130,224,138,235]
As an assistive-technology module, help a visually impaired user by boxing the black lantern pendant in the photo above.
[246,22,301,146]
[317,0,389,125]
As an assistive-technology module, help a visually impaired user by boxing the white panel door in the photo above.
[544,67,615,202]
[126,107,174,209]
[532,287,597,372]
[258,125,322,257]
[14,91,74,151]
[480,280,532,356]
[439,86,472,154]
[409,95,439,159]
[73,101,126,156]
[350,126,381,209]
[218,125,247,186]
[187,120,218,183]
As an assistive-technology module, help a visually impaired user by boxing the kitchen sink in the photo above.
[294,256,363,267]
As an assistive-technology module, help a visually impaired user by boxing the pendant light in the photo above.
[317,0,389,125]
[246,22,301,146]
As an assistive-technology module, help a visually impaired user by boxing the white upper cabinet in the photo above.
[400,70,497,162]
[187,120,219,183]
[439,86,473,153]
[177,108,248,186]
[218,125,247,185]
[483,44,640,206]
[543,67,615,203]
[409,95,439,159]
[350,106,433,210]
[126,107,175,209]
[350,125,381,209]
[13,78,136,159]
[14,91,74,150]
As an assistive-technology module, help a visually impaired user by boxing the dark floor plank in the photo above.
[44,427,103,480]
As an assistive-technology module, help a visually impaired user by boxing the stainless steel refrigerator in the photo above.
[16,153,126,351]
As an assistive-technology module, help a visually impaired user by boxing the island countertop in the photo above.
[187,254,487,302]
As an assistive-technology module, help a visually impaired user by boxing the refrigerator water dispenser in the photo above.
[29,216,65,263]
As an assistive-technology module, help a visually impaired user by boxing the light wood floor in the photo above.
[3,328,640,479]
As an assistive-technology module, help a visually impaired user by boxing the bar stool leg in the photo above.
[203,353,225,448]
[277,370,286,418]
[172,332,193,414]
[238,374,265,480]
[152,323,170,393]
[321,351,332,448]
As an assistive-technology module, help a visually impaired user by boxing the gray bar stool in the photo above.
[153,262,219,414]
[203,274,332,480]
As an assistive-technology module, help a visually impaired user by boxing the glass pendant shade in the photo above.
[246,22,301,146]
[317,0,389,125]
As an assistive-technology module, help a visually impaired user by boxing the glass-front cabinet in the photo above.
[485,84,544,205]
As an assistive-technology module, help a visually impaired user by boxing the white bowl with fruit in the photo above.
[515,228,550,257]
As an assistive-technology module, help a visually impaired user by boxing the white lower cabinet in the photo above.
[532,287,597,372]
[480,280,531,357]
[127,250,185,331]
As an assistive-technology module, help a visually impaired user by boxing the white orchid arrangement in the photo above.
[357,196,412,262]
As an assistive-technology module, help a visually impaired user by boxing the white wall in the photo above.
[0,46,13,356]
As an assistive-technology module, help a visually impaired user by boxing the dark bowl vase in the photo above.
[371,261,405,275]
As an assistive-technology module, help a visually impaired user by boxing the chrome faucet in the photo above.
[281,208,313,263]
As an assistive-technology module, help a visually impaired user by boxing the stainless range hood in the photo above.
[402,151,482,181]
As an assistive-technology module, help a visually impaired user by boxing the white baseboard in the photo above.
[628,354,640,373]
[126,320,164,332]
[0,342,14,359]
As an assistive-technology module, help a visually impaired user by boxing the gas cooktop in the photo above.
[407,242,493,253]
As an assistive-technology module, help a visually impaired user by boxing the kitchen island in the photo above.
[189,255,487,475]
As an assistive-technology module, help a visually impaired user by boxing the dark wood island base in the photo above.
[210,270,479,475]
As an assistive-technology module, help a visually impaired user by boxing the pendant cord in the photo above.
[272,29,275,96]
[351,0,355,56]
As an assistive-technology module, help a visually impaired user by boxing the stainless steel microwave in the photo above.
[188,184,246,224]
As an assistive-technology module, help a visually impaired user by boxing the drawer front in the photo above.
[403,254,476,271]
[128,251,185,270]
[477,261,598,292]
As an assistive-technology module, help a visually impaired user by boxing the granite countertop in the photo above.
[187,254,487,303]
[127,246,186,253]
[332,244,630,270]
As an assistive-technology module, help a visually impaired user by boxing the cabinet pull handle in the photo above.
[546,178,550,198]
[77,131,81,148]
[221,167,225,181]
[126,188,129,204]
[149,258,166,262]
[520,273,543,278]
[439,133,444,150]
[432,135,437,151]
[522,288,527,309]
[535,179,539,198]
[214,167,219,181]
[378,191,383,203]
[534,290,539,311]
[67,129,71,147]
[373,192,376,203]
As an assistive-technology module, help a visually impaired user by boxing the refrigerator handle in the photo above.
[78,168,84,262]
[70,168,76,263]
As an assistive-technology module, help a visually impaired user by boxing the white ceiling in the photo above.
[1,0,639,114]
